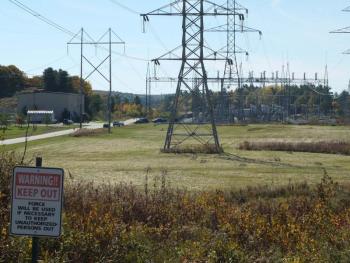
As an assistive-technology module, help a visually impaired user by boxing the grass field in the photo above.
[2,124,350,190]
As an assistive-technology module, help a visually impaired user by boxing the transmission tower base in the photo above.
[162,123,223,154]
[161,144,223,154]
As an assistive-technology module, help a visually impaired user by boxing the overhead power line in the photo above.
[8,0,75,36]
[24,54,69,73]
[8,0,148,62]
[108,0,140,15]
[107,0,170,54]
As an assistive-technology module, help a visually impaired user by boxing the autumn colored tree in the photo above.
[0,65,26,98]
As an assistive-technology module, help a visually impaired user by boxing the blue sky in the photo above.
[1,0,350,94]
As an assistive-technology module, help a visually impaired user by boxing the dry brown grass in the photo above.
[161,143,223,154]
[239,140,350,155]
[71,128,107,137]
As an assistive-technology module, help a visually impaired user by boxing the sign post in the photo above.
[32,157,42,263]
[10,157,64,263]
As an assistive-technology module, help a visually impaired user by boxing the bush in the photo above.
[0,152,29,262]
[239,140,350,155]
[1,159,350,262]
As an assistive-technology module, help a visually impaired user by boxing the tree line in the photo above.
[2,64,350,121]
[0,65,92,98]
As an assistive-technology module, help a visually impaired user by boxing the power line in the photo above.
[107,0,171,55]
[108,0,140,15]
[8,0,76,36]
[9,0,149,62]
[24,54,69,73]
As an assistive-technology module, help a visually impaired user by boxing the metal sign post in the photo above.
[31,157,42,263]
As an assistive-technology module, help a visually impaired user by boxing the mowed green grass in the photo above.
[2,124,350,190]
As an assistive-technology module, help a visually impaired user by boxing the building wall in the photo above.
[17,92,84,120]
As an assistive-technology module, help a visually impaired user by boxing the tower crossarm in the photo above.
[140,0,245,17]
[206,23,262,35]
[330,26,350,34]
[148,77,328,86]
[152,43,232,62]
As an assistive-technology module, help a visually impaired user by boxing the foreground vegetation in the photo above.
[2,124,350,190]
[1,152,350,262]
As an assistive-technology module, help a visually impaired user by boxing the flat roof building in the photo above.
[17,92,84,121]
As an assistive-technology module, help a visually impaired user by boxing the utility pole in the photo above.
[80,28,84,129]
[145,62,152,116]
[142,0,244,153]
[146,63,149,115]
[68,29,125,133]
[108,28,113,132]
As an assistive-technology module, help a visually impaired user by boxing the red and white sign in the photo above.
[10,166,64,237]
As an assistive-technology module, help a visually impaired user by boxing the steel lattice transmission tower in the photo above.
[222,0,250,88]
[142,0,243,153]
[331,5,350,53]
[67,28,125,132]
[206,0,261,123]
[331,5,350,117]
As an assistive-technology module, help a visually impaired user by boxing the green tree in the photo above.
[57,70,73,93]
[0,113,9,130]
[43,67,57,92]
[134,95,142,106]
[0,65,26,98]
[86,94,103,119]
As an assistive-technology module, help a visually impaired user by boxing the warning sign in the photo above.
[10,166,64,237]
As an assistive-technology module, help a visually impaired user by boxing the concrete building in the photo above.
[17,92,84,121]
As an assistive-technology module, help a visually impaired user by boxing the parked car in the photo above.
[63,119,74,125]
[135,118,149,124]
[113,121,124,127]
[103,123,110,128]
[152,118,167,124]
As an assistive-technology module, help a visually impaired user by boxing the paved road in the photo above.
[0,122,104,146]
[123,118,138,126]
[0,128,77,146]
[0,120,139,146]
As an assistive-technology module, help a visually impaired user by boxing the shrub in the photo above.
[239,140,350,155]
[1,161,350,262]
[0,152,30,262]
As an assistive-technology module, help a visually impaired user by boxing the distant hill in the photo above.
[93,90,172,107]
